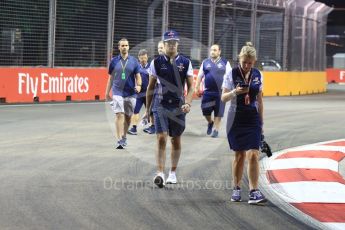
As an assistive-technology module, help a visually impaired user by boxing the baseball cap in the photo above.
[163,30,180,42]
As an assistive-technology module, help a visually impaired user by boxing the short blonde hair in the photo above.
[238,42,257,60]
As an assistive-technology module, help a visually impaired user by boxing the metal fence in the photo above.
[0,0,332,71]
[54,0,109,67]
[0,0,50,66]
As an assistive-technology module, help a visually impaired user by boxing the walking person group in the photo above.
[106,31,266,204]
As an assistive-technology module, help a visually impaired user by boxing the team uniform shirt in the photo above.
[198,57,231,96]
[222,66,264,151]
[108,55,140,97]
[149,54,193,137]
[198,57,231,117]
[149,54,193,109]
[133,63,150,114]
[138,63,150,96]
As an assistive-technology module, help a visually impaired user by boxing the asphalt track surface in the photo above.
[0,84,344,230]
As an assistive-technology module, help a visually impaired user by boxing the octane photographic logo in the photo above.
[105,37,230,167]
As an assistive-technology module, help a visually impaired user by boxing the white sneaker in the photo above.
[153,172,165,188]
[115,140,124,149]
[166,171,177,184]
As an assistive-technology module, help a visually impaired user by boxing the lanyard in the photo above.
[238,66,253,105]
[120,58,128,80]
[238,66,252,86]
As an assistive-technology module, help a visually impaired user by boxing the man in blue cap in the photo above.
[146,30,194,188]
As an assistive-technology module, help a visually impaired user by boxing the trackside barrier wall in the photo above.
[326,69,345,83]
[262,72,326,96]
[0,68,326,103]
[0,68,107,103]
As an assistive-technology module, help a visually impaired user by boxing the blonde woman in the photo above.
[221,42,266,204]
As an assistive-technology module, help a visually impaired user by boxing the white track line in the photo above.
[290,145,345,153]
[268,158,339,172]
[270,181,345,203]
[323,223,345,230]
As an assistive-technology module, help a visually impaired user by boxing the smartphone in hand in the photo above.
[240,83,249,88]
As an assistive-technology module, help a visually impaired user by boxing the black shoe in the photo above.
[153,173,165,188]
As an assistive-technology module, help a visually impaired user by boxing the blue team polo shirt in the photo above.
[149,54,193,109]
[139,63,150,93]
[198,57,230,96]
[108,55,140,97]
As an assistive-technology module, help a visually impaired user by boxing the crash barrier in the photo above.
[262,71,326,96]
[0,68,326,103]
[0,68,107,103]
[326,68,345,83]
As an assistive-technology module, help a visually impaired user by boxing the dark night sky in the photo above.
[315,0,345,65]
[316,0,345,26]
